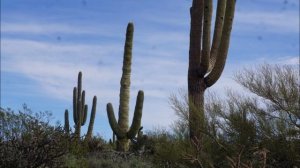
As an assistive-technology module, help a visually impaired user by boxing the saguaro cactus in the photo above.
[64,71,97,141]
[106,23,144,152]
[73,72,87,139]
[188,0,236,141]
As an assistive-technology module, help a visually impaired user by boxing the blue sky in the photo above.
[1,0,299,140]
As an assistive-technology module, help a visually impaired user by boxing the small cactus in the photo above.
[65,71,97,141]
[64,109,70,134]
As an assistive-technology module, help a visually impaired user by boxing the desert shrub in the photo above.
[86,135,107,152]
[143,129,189,168]
[63,153,88,168]
[0,105,70,168]
[85,150,154,168]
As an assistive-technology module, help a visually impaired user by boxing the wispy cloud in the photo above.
[277,56,299,65]
[1,36,187,129]
[235,11,299,33]
[2,22,123,38]
[3,22,92,34]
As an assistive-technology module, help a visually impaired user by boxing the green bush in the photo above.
[0,105,69,167]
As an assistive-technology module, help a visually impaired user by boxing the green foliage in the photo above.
[0,105,69,168]
[64,154,88,168]
[143,129,188,168]
[86,151,154,168]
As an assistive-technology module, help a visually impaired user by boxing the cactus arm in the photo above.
[82,105,88,126]
[77,72,82,100]
[81,90,86,114]
[107,103,126,138]
[75,99,82,138]
[189,0,204,69]
[205,0,236,87]
[73,87,78,123]
[64,109,70,133]
[127,91,144,139]
[76,98,81,125]
[118,23,134,131]
[208,0,227,73]
[86,96,97,140]
[200,0,213,75]
[80,91,87,125]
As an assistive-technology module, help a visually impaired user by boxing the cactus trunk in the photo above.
[117,138,130,151]
[188,0,236,141]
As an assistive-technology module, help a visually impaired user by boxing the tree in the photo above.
[235,64,300,129]
[188,0,236,143]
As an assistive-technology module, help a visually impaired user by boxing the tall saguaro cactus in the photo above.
[106,23,144,152]
[64,71,97,141]
[188,0,236,141]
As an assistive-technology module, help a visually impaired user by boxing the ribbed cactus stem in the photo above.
[86,96,97,141]
[73,87,78,123]
[205,0,236,87]
[107,103,125,138]
[75,97,82,139]
[113,133,116,143]
[118,22,133,133]
[81,91,87,126]
[77,72,82,101]
[127,91,144,139]
[106,23,144,152]
[64,109,70,134]
[208,0,226,73]
[200,0,213,75]
[82,104,88,126]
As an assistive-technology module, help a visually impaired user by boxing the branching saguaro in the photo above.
[64,71,97,141]
[106,23,144,152]
[188,0,236,141]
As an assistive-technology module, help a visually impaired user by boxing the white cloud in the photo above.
[235,11,299,33]
[277,56,299,65]
[2,22,120,37]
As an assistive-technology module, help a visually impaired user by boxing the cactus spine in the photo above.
[188,0,236,141]
[64,71,97,141]
[106,22,144,152]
